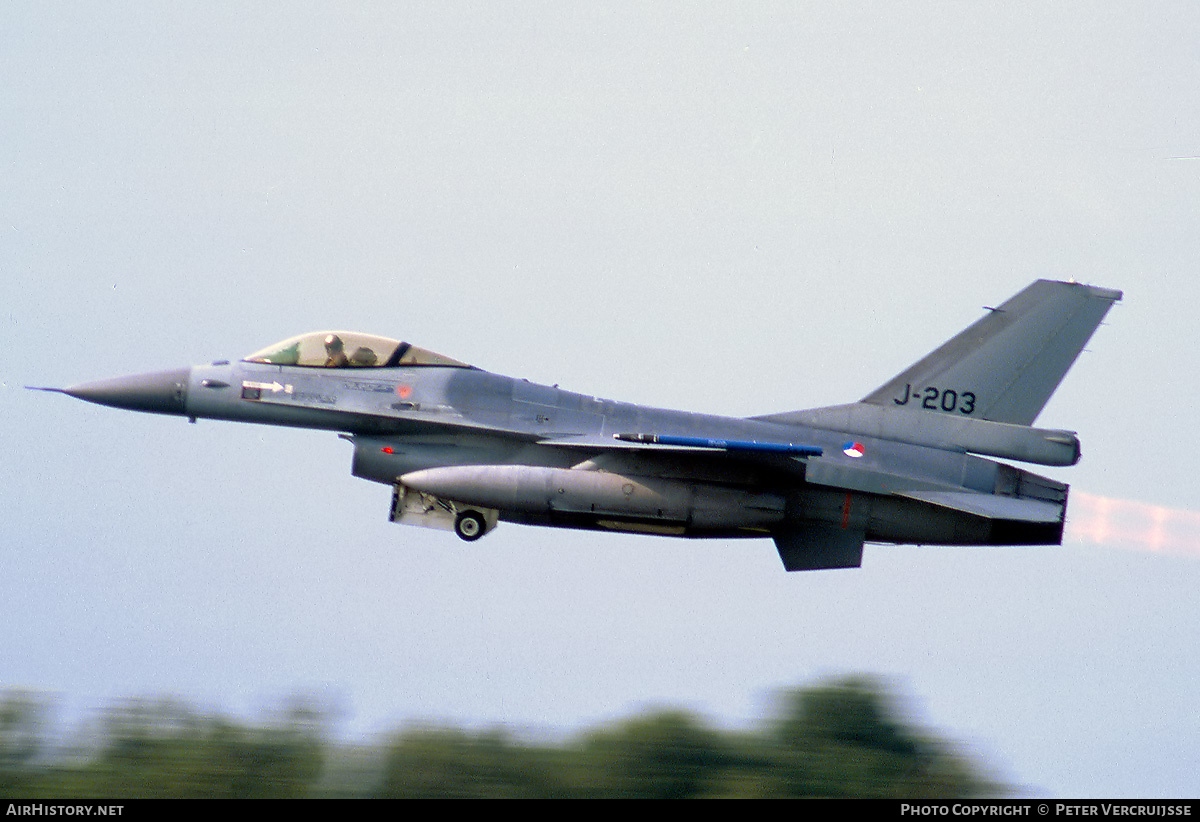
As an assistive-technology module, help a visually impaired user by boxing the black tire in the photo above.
[454,510,486,541]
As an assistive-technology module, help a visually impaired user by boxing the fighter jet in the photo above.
[38,279,1121,571]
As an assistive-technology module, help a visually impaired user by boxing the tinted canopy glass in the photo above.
[244,332,469,368]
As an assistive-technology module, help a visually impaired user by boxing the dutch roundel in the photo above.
[842,441,866,458]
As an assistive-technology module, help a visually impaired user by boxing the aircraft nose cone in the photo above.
[62,367,191,416]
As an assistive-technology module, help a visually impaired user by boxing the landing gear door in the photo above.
[389,483,499,536]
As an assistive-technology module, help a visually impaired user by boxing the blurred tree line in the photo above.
[0,676,1004,798]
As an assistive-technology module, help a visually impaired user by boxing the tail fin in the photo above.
[860,279,1121,426]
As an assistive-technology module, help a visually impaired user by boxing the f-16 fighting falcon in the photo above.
[36,279,1121,571]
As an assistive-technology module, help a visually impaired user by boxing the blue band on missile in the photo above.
[615,433,822,457]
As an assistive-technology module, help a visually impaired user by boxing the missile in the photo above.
[613,432,823,457]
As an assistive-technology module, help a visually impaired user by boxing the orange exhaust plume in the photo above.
[1067,492,1200,558]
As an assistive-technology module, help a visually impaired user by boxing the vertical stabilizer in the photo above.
[860,280,1121,426]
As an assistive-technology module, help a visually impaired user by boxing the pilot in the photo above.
[323,334,350,367]
[349,347,378,367]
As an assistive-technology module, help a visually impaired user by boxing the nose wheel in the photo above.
[454,510,487,541]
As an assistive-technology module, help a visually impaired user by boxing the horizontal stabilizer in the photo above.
[900,490,1063,523]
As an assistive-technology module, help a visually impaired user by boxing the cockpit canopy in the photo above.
[244,331,470,369]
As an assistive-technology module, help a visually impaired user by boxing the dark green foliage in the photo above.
[0,676,1002,798]
[1,695,326,799]
[0,692,49,797]
[377,726,568,798]
[575,710,739,798]
[769,676,997,798]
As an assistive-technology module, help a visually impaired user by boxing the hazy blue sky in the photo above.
[3,2,1198,797]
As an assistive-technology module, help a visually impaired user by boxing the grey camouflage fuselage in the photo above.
[44,279,1121,571]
